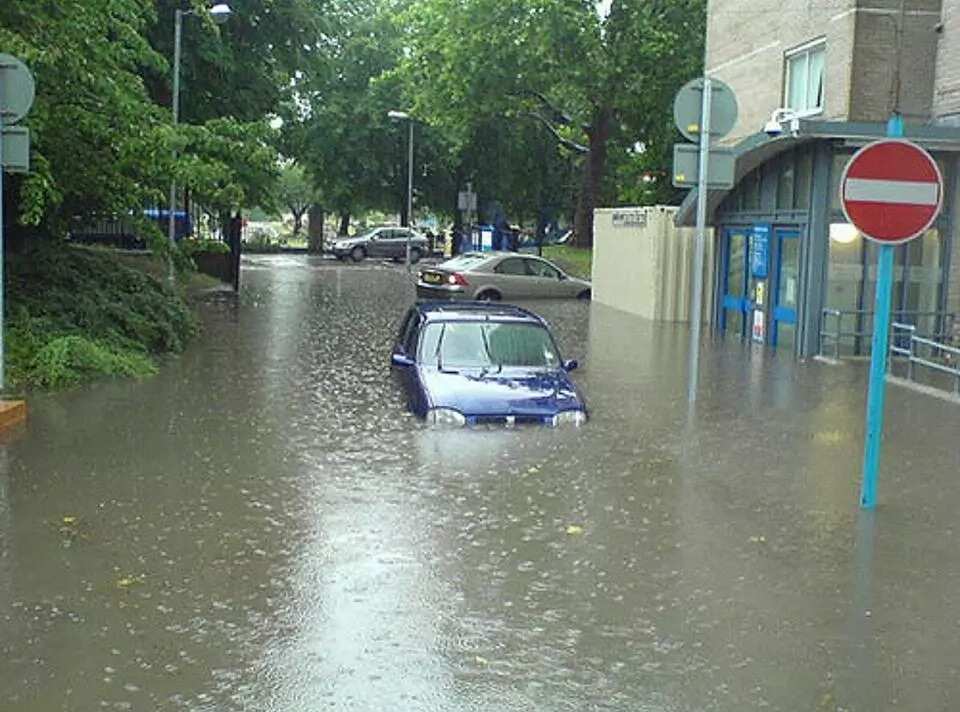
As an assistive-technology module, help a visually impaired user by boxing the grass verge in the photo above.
[542,245,593,280]
[6,243,197,390]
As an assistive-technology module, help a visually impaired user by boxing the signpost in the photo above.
[672,144,735,189]
[672,77,738,403]
[0,54,36,393]
[839,125,944,508]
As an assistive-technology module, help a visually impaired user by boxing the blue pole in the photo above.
[859,113,903,509]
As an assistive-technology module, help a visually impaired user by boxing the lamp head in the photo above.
[210,3,233,24]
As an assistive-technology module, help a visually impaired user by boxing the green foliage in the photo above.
[6,245,196,389]
[180,239,231,257]
[0,0,328,239]
[397,0,707,238]
[243,230,286,253]
[543,245,592,280]
[291,0,412,219]
[277,165,317,235]
[0,1,172,232]
[15,334,158,390]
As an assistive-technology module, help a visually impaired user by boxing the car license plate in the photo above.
[423,272,442,284]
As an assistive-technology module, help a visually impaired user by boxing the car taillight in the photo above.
[448,272,470,286]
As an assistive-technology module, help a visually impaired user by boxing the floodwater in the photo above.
[1,254,959,711]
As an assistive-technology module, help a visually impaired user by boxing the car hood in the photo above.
[420,367,584,416]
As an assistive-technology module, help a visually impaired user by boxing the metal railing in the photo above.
[819,309,957,361]
[890,322,960,396]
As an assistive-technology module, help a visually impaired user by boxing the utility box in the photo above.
[592,206,714,323]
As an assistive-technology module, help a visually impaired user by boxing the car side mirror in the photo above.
[558,273,567,281]
[563,359,579,372]
[392,353,415,368]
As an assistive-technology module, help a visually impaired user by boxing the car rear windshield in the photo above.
[439,254,489,271]
[419,321,560,369]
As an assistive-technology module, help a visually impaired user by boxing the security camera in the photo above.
[763,108,798,137]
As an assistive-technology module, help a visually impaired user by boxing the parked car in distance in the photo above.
[330,226,430,263]
[391,301,587,427]
[417,252,591,301]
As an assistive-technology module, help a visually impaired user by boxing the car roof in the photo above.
[414,301,547,325]
[456,251,545,259]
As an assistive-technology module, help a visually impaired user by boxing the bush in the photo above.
[180,239,231,257]
[6,243,197,389]
[17,334,157,389]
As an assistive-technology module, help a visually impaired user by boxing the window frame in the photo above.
[784,39,825,117]
[494,257,529,276]
[524,258,561,280]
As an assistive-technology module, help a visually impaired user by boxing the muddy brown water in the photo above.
[1,255,959,711]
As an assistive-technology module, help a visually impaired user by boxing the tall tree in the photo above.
[277,165,316,237]
[0,0,330,242]
[291,0,415,227]
[399,0,705,246]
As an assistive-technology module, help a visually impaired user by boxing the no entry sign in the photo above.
[840,139,943,244]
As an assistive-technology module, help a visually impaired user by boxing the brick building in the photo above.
[680,0,960,356]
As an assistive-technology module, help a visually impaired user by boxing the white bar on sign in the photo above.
[844,178,939,205]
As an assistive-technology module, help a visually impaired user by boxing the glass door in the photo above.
[773,229,801,350]
[721,229,749,339]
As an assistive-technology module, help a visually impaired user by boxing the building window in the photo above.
[785,42,825,115]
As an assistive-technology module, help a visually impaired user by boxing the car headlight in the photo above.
[426,408,467,427]
[552,410,587,427]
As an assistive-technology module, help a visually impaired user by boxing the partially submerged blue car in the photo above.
[391,302,587,427]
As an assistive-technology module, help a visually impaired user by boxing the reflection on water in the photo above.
[0,254,958,711]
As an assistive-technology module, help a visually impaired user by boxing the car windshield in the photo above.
[439,254,489,271]
[353,227,380,240]
[419,321,561,369]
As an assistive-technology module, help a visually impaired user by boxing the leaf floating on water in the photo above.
[566,524,584,535]
[115,574,144,589]
[62,515,77,525]
[474,656,488,665]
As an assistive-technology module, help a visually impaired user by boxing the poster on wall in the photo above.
[752,309,766,343]
[751,224,770,279]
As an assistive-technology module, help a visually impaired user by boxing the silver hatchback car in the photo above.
[417,252,591,301]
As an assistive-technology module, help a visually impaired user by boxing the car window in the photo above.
[495,258,528,276]
[403,315,420,354]
[485,323,560,367]
[525,259,560,279]
[397,308,417,350]
[421,321,561,369]
[418,321,443,363]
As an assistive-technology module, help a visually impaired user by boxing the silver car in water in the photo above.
[416,252,591,301]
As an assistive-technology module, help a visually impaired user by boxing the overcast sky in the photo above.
[596,0,612,19]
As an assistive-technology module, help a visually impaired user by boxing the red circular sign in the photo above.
[839,139,943,244]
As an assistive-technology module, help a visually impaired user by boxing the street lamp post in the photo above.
[168,3,233,284]
[388,110,414,271]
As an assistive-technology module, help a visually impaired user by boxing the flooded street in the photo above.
[2,254,959,711]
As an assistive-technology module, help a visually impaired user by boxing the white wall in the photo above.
[592,207,714,323]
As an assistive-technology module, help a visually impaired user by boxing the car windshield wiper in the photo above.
[478,327,503,375]
[436,325,460,373]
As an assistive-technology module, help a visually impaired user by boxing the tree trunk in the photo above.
[338,212,350,236]
[572,106,613,249]
[291,210,304,237]
[307,205,325,254]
